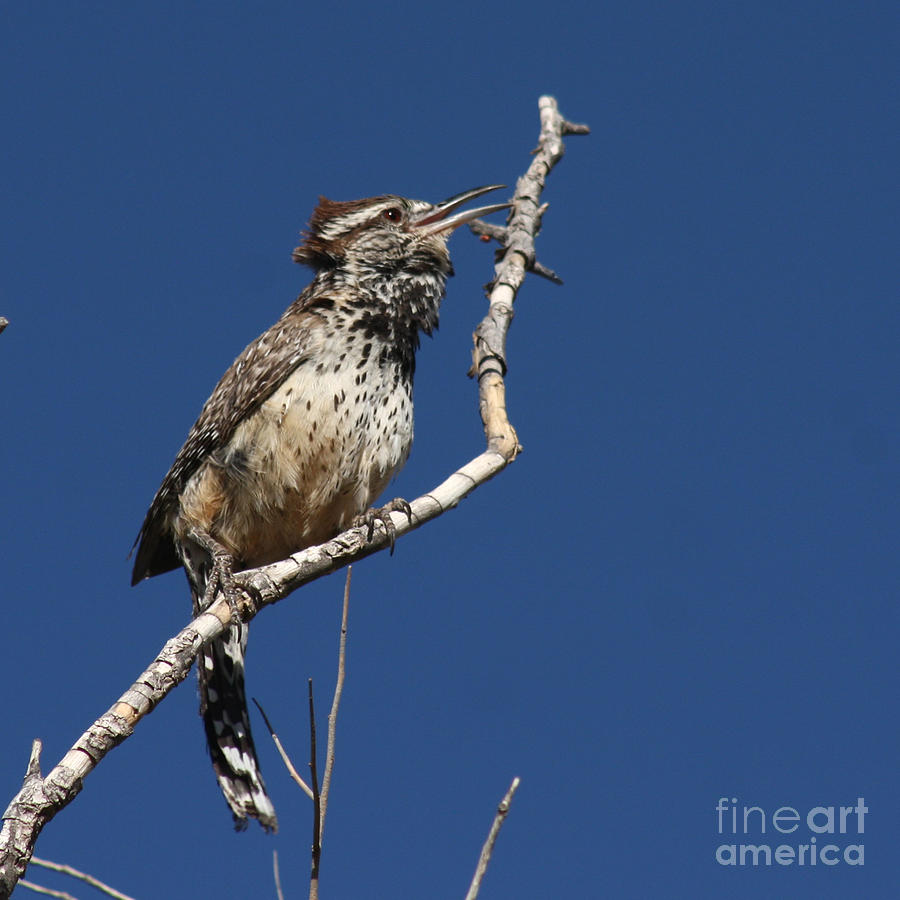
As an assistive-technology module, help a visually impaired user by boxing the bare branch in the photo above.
[469,206,564,285]
[0,95,587,898]
[28,859,135,900]
[256,566,351,819]
[273,850,284,900]
[463,777,521,900]
[253,700,314,800]
[320,567,351,840]
[18,880,78,900]
[307,680,321,900]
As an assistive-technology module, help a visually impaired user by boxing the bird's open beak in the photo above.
[412,184,510,236]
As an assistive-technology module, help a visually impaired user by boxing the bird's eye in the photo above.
[382,207,402,223]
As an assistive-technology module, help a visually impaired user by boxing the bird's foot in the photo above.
[353,498,413,554]
[188,527,243,625]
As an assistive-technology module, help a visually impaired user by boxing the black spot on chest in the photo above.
[348,311,391,340]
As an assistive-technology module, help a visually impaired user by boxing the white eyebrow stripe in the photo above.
[320,205,389,238]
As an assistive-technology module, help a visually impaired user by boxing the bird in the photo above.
[131,185,510,831]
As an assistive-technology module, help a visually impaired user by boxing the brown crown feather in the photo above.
[292,195,392,269]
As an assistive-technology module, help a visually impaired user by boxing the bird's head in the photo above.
[292,185,508,337]
[292,185,509,276]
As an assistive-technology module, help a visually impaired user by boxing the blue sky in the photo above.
[1,2,897,897]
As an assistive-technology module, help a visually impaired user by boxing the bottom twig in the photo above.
[320,567,350,840]
[308,679,321,900]
[273,850,284,900]
[463,778,521,900]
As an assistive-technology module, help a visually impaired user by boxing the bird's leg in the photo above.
[188,526,243,624]
[353,498,413,554]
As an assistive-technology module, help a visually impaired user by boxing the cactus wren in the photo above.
[131,185,509,831]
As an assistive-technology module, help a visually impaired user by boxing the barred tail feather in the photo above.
[198,620,278,832]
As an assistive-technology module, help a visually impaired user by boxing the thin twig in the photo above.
[468,218,564,284]
[18,880,78,900]
[272,850,284,900]
[307,680,321,900]
[28,859,135,900]
[253,699,314,800]
[463,777,521,900]
[319,566,351,840]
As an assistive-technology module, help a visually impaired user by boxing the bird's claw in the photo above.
[189,527,243,624]
[353,498,413,554]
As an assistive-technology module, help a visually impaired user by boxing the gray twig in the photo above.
[17,879,79,900]
[469,207,565,285]
[26,859,135,900]
[320,567,351,840]
[273,850,284,900]
[463,778,521,900]
[252,699,315,800]
[307,680,321,900]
